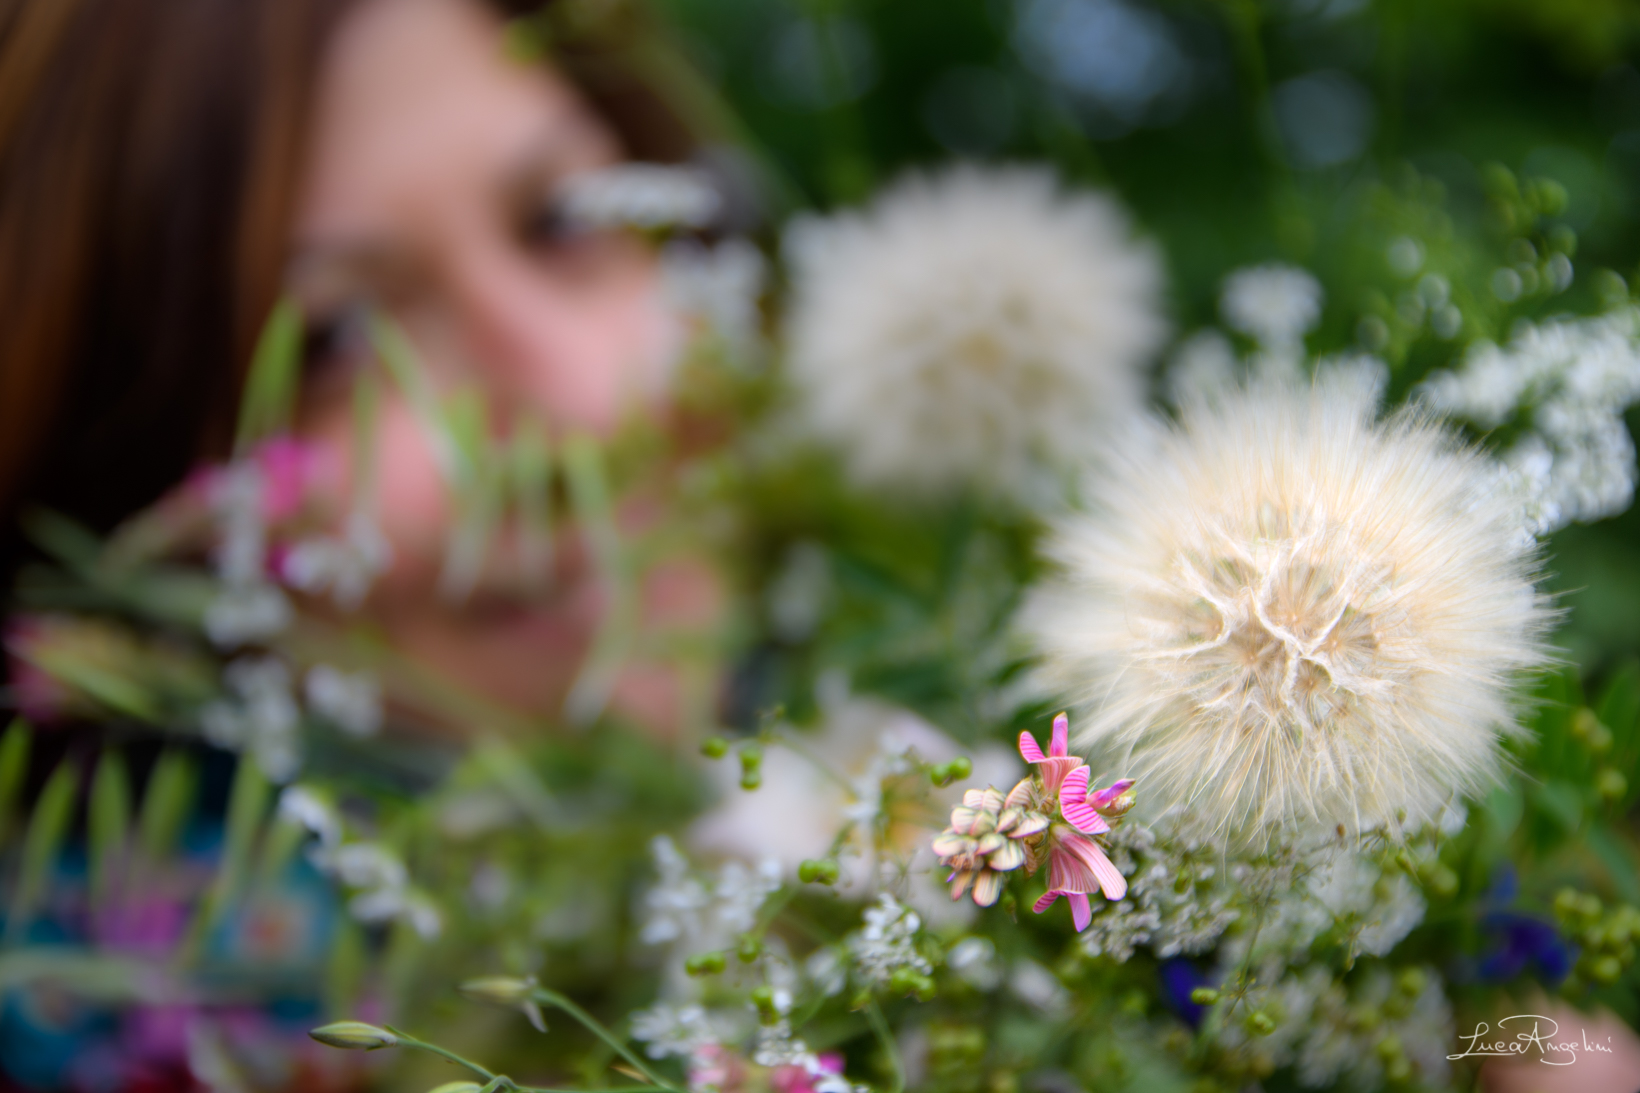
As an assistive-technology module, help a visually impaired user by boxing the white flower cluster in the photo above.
[640,836,782,949]
[201,657,302,783]
[1214,965,1452,1090]
[202,461,291,648]
[199,658,384,780]
[784,164,1165,499]
[558,164,722,231]
[1080,817,1239,962]
[846,893,930,986]
[277,786,442,939]
[283,511,392,610]
[1421,306,1640,535]
[630,1002,731,1061]
[304,664,384,739]
[1221,263,1324,368]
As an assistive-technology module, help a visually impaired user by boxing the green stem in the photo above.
[865,1001,904,1093]
[386,1027,498,1082]
[532,989,684,1093]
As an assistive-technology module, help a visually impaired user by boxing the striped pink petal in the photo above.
[1089,778,1136,810]
[1067,892,1092,931]
[1061,834,1127,901]
[1032,890,1060,915]
[1038,756,1082,799]
[1058,768,1110,834]
[1018,731,1045,764]
[1049,712,1069,757]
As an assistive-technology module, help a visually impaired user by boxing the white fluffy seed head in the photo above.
[1022,373,1555,844]
[783,164,1166,500]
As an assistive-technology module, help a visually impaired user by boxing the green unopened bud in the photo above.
[1590,954,1623,984]
[1396,968,1427,998]
[1244,1010,1276,1037]
[685,952,727,977]
[428,1084,485,1093]
[1421,863,1459,899]
[1554,887,1583,921]
[849,988,872,1011]
[740,770,762,791]
[1384,1054,1412,1083]
[701,736,729,759]
[888,967,935,998]
[309,1021,398,1050]
[1189,987,1219,1006]
[750,985,780,1022]
[458,976,534,1006]
[798,858,838,884]
[1598,768,1627,801]
[1374,1034,1402,1062]
[738,936,763,963]
[739,745,763,773]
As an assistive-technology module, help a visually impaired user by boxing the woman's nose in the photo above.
[439,230,664,435]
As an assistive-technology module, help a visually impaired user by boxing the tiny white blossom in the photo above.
[203,461,291,647]
[200,656,302,782]
[305,664,383,738]
[277,785,341,853]
[662,238,766,356]
[847,894,930,986]
[283,511,392,610]
[1221,264,1323,351]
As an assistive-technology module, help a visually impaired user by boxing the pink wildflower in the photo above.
[934,712,1136,931]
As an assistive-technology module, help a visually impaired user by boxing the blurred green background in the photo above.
[657,0,1640,683]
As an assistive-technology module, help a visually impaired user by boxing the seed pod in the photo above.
[459,976,535,1006]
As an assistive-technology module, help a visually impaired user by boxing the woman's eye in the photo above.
[302,304,368,373]
[519,198,594,251]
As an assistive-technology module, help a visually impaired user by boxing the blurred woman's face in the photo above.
[286,0,685,718]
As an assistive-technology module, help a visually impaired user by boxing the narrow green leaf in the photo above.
[509,415,553,583]
[258,809,307,890]
[561,435,634,726]
[88,751,131,905]
[324,919,368,1018]
[180,758,269,961]
[234,297,304,454]
[6,758,79,943]
[1586,823,1640,905]
[138,749,197,861]
[0,719,32,844]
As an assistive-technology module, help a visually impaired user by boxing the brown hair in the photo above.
[0,0,701,578]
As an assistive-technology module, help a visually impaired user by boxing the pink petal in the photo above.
[1047,843,1100,895]
[972,871,1005,907]
[1038,756,1082,799]
[1018,731,1045,764]
[1004,779,1034,810]
[1061,835,1127,901]
[1068,892,1092,932]
[948,871,973,900]
[1089,778,1136,810]
[1050,712,1069,758]
[1060,766,1089,805]
[1058,767,1109,833]
[1032,891,1060,915]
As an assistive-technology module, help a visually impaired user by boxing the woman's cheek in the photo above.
[368,399,454,580]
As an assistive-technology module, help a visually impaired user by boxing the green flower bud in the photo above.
[1384,1055,1413,1084]
[1244,1010,1276,1037]
[1598,768,1627,801]
[947,756,972,780]
[1189,987,1219,1006]
[701,736,730,759]
[738,936,763,963]
[458,976,535,1006]
[799,858,839,884]
[739,745,763,773]
[1421,863,1459,899]
[740,770,763,791]
[750,985,780,1023]
[685,952,727,977]
[1374,1034,1402,1062]
[429,1084,485,1093]
[1396,968,1427,998]
[309,1021,399,1050]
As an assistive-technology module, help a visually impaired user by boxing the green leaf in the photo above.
[88,751,131,905]
[6,759,79,943]
[234,297,303,453]
[137,749,197,861]
[0,719,31,844]
[180,758,269,960]
[1585,823,1640,905]
[1529,779,1585,835]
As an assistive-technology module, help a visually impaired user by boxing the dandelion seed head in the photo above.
[784,164,1165,498]
[1024,373,1554,843]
